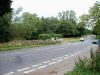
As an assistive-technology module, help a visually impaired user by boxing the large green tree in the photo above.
[40,17,59,34]
[58,10,77,22]
[0,0,12,42]
[0,0,12,17]
[89,1,100,35]
[56,20,78,37]
[13,12,42,40]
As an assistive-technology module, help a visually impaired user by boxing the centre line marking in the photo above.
[17,67,30,72]
[32,63,42,67]
[23,69,36,73]
[4,72,14,75]
[37,65,47,69]
[57,59,63,62]
[42,60,51,64]
[48,62,56,65]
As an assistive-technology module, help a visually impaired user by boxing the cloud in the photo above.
[12,0,97,17]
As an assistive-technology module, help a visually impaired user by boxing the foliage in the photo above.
[8,9,90,41]
[0,0,12,42]
[77,22,86,36]
[39,33,62,40]
[65,49,100,75]
[56,20,78,37]
[50,33,63,38]
[58,10,77,22]
[89,1,100,22]
[93,19,100,35]
[39,34,52,40]
[89,1,100,35]
[0,0,12,17]
[0,13,12,42]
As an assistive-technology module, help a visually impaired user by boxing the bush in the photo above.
[50,33,63,38]
[24,32,33,40]
[23,32,39,40]
[39,33,63,40]
[39,34,51,40]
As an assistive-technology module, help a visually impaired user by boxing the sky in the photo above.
[12,0,98,18]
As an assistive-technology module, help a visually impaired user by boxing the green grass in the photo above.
[0,44,45,51]
[64,37,80,42]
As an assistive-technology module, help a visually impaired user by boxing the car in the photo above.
[80,38,84,41]
[92,40,99,44]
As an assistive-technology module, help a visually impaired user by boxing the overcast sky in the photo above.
[12,0,98,18]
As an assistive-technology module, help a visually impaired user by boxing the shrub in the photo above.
[39,33,63,40]
[39,34,51,40]
[23,32,39,40]
[24,32,33,40]
[50,33,63,38]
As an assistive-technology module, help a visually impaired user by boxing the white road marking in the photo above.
[32,63,42,67]
[48,62,56,65]
[23,69,36,73]
[17,67,30,72]
[52,58,58,61]
[57,56,63,59]
[57,59,63,62]
[37,65,47,69]
[4,72,14,75]
[42,60,51,64]
[63,57,69,59]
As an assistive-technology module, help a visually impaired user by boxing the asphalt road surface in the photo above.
[0,37,93,75]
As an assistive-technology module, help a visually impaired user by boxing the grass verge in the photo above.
[0,40,60,51]
[64,45,100,75]
[64,37,80,42]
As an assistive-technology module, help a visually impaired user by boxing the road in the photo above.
[0,37,93,75]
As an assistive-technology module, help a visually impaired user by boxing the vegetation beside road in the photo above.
[0,0,99,52]
[64,36,100,75]
[65,46,100,75]
[0,40,60,51]
[0,37,81,51]
[0,0,92,43]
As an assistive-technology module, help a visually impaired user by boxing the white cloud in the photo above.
[12,0,98,17]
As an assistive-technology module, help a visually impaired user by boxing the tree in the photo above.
[77,22,86,36]
[0,0,12,42]
[40,17,59,34]
[12,7,23,23]
[93,19,100,35]
[89,1,100,35]
[20,12,42,39]
[89,1,100,22]
[57,10,79,37]
[58,10,77,22]
[0,0,12,17]
[56,20,78,37]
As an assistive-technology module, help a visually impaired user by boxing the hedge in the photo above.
[39,33,63,40]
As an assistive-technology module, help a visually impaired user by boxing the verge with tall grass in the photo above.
[65,44,100,75]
